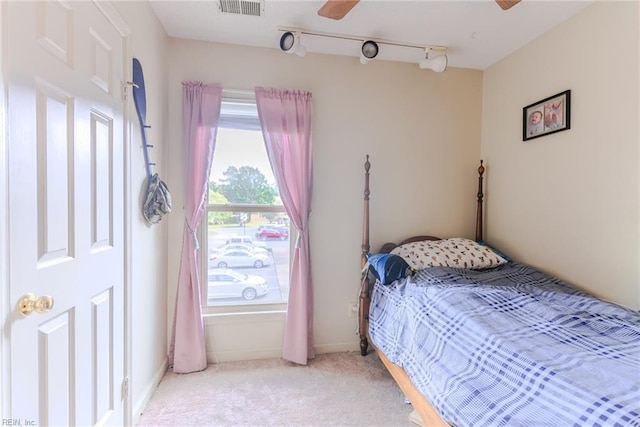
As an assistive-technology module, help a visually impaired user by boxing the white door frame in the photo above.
[1,0,10,419]
[0,2,134,424]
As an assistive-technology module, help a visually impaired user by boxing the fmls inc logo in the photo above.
[2,419,35,426]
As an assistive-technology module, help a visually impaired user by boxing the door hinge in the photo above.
[122,81,129,102]
[122,377,129,399]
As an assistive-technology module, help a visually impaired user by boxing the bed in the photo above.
[357,156,640,427]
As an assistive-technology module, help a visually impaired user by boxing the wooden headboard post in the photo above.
[476,160,485,242]
[361,155,371,269]
[359,155,371,356]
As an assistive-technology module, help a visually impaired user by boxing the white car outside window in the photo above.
[207,269,269,301]
[226,235,254,245]
[209,249,270,269]
[213,243,269,254]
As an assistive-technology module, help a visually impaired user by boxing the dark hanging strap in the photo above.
[132,57,153,181]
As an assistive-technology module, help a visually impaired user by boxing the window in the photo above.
[203,91,290,309]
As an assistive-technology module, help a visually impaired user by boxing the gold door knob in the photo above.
[17,293,54,317]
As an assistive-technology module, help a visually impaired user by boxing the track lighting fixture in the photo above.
[277,27,448,71]
[419,48,448,72]
[279,31,307,57]
[360,40,379,64]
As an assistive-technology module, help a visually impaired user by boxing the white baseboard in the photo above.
[132,357,169,426]
[208,347,283,363]
[314,340,360,355]
[207,340,361,364]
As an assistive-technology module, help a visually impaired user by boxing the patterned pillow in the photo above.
[390,238,508,270]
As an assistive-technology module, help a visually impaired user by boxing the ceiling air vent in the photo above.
[218,0,264,17]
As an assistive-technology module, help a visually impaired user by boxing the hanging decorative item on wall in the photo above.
[522,90,571,141]
[132,58,172,224]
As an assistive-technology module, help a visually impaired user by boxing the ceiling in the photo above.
[149,0,595,70]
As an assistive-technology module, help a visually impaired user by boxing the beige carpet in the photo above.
[137,351,414,427]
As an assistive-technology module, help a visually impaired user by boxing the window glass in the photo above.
[204,96,290,308]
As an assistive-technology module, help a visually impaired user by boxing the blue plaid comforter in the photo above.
[369,262,640,427]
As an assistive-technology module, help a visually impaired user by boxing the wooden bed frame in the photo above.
[358,155,485,427]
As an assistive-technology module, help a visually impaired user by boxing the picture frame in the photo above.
[522,90,571,141]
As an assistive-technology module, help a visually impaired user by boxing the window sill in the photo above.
[202,302,287,318]
[203,309,286,319]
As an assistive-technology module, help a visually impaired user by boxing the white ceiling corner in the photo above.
[148,0,595,70]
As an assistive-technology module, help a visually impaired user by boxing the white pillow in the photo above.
[390,238,507,270]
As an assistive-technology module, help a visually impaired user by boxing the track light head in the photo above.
[280,31,307,57]
[419,48,448,72]
[360,40,379,64]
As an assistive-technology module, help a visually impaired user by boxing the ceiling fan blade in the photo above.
[495,0,521,10]
[318,0,360,20]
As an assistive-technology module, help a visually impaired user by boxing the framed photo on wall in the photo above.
[523,90,571,141]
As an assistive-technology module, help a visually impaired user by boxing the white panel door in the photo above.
[5,1,127,425]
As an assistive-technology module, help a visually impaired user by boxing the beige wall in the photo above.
[113,1,169,422]
[162,0,640,365]
[165,39,483,360]
[481,1,639,309]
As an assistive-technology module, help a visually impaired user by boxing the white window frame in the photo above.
[200,89,292,315]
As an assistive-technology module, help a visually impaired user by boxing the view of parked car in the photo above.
[256,227,288,240]
[213,243,270,255]
[226,235,255,245]
[257,223,287,232]
[207,269,269,300]
[209,249,270,268]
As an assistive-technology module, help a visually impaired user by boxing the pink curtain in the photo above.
[169,82,222,374]
[255,87,314,365]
